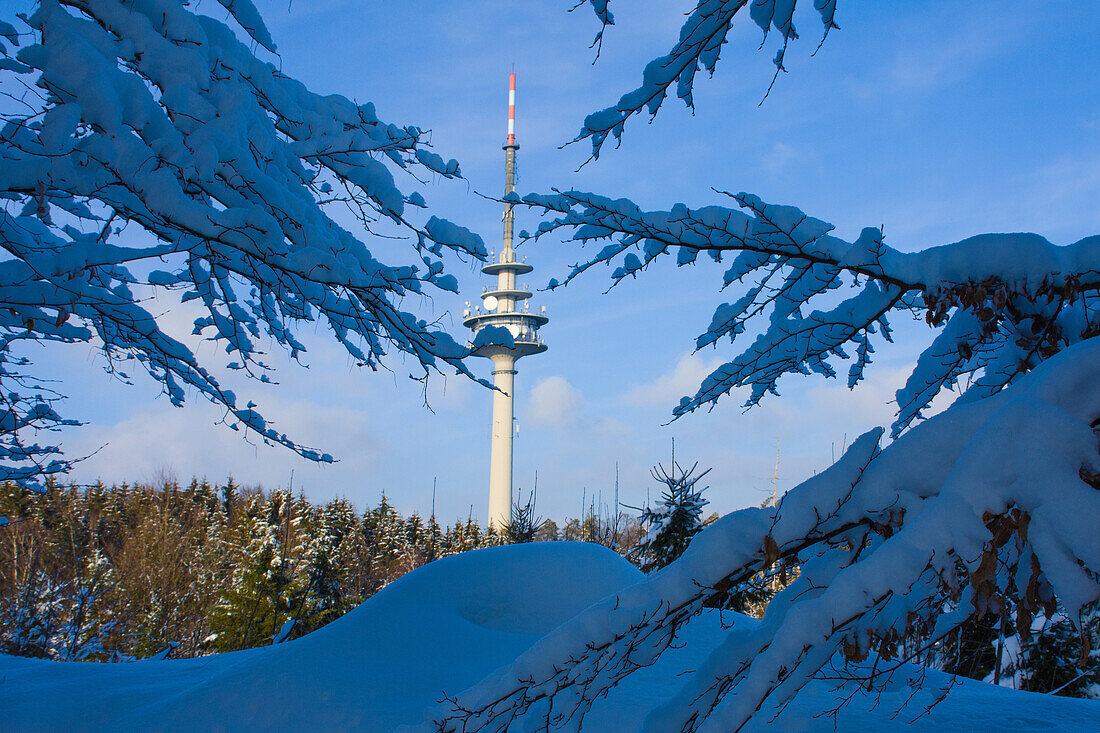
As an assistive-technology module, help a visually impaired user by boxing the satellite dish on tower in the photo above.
[483,295,499,311]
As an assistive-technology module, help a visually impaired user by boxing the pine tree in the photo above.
[221,477,238,526]
[424,514,443,563]
[360,493,409,591]
[53,548,116,661]
[631,460,711,573]
[318,498,363,606]
[452,517,483,553]
[283,546,344,640]
[580,512,612,546]
[405,512,427,566]
[504,492,545,544]
[113,482,205,658]
[0,562,59,658]
[935,596,1100,697]
[207,492,297,651]
[484,523,503,547]
[561,518,583,542]
[0,535,116,661]
[1016,606,1100,697]
[206,539,283,652]
[534,519,560,542]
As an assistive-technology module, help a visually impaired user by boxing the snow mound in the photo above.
[1,541,1098,732]
[0,542,642,732]
[369,541,643,635]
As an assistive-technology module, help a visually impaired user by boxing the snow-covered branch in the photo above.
[420,5,1100,730]
[419,339,1100,732]
[574,0,839,159]
[520,189,1100,435]
[0,1,488,488]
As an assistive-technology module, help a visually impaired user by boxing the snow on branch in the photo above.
[574,0,840,159]
[0,0,488,489]
[572,0,614,54]
[417,339,1100,732]
[522,189,1100,435]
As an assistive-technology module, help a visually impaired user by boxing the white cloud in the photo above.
[527,376,582,428]
[624,352,725,406]
[64,394,385,494]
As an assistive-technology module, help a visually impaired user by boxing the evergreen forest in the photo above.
[0,478,642,662]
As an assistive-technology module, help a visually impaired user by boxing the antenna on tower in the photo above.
[461,72,548,531]
[502,72,519,261]
[507,71,517,148]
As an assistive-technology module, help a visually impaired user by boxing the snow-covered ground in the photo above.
[1,543,1097,732]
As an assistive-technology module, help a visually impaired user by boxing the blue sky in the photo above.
[19,1,1100,523]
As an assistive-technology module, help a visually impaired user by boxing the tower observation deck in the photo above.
[462,73,548,530]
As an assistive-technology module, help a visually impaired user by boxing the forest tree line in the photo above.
[0,477,648,662]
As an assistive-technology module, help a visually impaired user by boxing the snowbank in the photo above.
[0,542,639,731]
[0,542,1096,732]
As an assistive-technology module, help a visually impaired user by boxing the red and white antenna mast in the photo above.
[461,72,548,530]
[502,72,519,259]
[507,71,517,147]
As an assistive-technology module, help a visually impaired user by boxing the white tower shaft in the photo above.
[487,72,520,530]
[488,352,516,528]
[463,72,547,531]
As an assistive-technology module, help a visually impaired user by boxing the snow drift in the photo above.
[0,542,1096,732]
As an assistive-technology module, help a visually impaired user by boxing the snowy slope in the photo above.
[0,542,1097,732]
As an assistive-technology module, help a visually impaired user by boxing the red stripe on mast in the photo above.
[507,72,516,146]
